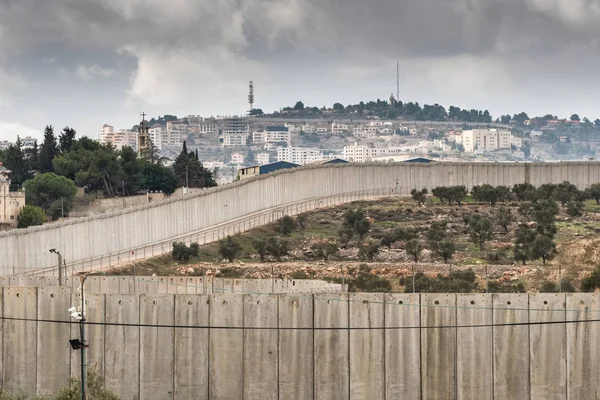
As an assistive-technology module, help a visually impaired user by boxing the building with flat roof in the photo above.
[0,163,25,230]
[458,129,515,153]
[237,161,300,180]
[277,147,324,165]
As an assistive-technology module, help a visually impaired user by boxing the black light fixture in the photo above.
[69,339,87,350]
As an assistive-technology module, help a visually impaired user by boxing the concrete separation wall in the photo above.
[0,276,343,294]
[3,161,600,274]
[1,290,598,399]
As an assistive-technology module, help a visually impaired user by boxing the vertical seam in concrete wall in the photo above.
[276,294,280,400]
[207,295,211,398]
[34,287,38,395]
[418,293,423,400]
[137,294,141,400]
[527,295,531,400]
[1,288,4,387]
[312,294,315,400]
[454,294,458,400]
[382,295,387,400]
[102,294,107,390]
[171,296,175,400]
[242,294,246,400]
[563,293,568,400]
[491,294,495,400]
[347,293,351,400]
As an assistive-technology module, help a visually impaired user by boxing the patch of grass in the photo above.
[583,199,600,213]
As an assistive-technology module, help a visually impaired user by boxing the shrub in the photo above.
[296,214,308,230]
[487,281,526,293]
[17,205,47,228]
[311,241,339,261]
[350,265,392,292]
[358,240,380,262]
[566,201,584,217]
[539,279,576,293]
[252,238,268,262]
[266,237,289,261]
[171,241,200,262]
[581,267,600,292]
[218,235,242,263]
[406,269,477,293]
[277,215,296,236]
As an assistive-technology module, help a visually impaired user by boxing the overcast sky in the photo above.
[1,0,599,142]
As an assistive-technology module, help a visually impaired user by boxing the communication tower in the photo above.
[248,81,255,114]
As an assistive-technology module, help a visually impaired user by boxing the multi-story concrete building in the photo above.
[231,153,245,165]
[277,147,324,165]
[148,126,164,150]
[0,164,25,230]
[21,136,37,150]
[99,125,135,150]
[163,120,187,147]
[301,124,315,134]
[343,142,413,163]
[256,153,270,165]
[353,126,378,138]
[458,129,515,153]
[252,126,290,145]
[0,140,10,150]
[222,117,249,147]
[198,118,218,136]
[331,123,349,135]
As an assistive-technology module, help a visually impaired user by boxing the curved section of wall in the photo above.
[1,162,599,274]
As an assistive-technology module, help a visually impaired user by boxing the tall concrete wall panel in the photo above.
[5,162,600,274]
[529,294,567,400]
[174,294,209,400]
[349,293,384,400]
[278,294,314,400]
[104,294,140,400]
[209,294,244,400]
[456,293,493,400]
[37,287,71,394]
[2,287,37,393]
[140,294,175,400]
[421,293,456,400]
[243,294,278,400]
[566,293,600,400]
[384,293,421,399]
[70,292,105,377]
[492,294,530,399]
[314,294,349,400]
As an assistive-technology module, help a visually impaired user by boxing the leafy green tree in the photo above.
[296,214,308,230]
[530,235,556,264]
[380,231,398,249]
[471,184,500,205]
[496,207,514,232]
[333,102,344,111]
[358,240,380,261]
[142,162,177,195]
[512,183,537,202]
[407,270,477,293]
[17,205,47,228]
[410,188,428,206]
[467,214,493,250]
[342,209,371,239]
[533,199,559,237]
[59,126,77,153]
[38,125,59,173]
[589,183,600,205]
[553,181,579,206]
[436,240,456,263]
[537,183,557,200]
[219,236,242,263]
[277,215,296,236]
[351,265,392,292]
[570,114,580,121]
[172,242,200,261]
[517,202,534,221]
[448,186,468,205]
[173,141,216,188]
[23,172,77,220]
[566,201,584,217]
[406,239,423,262]
[294,101,305,111]
[311,241,339,261]
[513,224,536,265]
[540,279,576,293]
[266,237,289,261]
[252,238,268,262]
[426,221,447,253]
[3,137,32,189]
[120,146,144,196]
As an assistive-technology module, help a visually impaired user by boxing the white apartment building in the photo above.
[21,136,37,150]
[256,153,270,165]
[198,119,217,135]
[0,140,10,150]
[302,124,315,134]
[203,161,225,170]
[148,127,164,150]
[231,153,245,165]
[331,123,349,135]
[379,127,395,135]
[316,127,329,135]
[458,129,515,153]
[343,142,414,163]
[353,126,378,138]
[277,147,324,165]
[252,126,290,145]
[222,117,249,147]
[99,125,135,150]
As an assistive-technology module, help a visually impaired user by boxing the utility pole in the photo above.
[79,272,90,400]
[185,164,189,193]
[50,249,64,286]
[61,197,64,219]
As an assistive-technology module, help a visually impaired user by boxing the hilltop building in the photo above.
[237,161,300,180]
[457,129,521,153]
[99,124,136,150]
[222,117,249,147]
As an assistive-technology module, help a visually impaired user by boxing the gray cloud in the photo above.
[1,0,600,140]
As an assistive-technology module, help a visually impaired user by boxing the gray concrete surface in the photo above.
[4,161,600,275]
[1,290,599,399]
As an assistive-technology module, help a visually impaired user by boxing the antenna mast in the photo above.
[248,81,254,114]
[396,62,400,101]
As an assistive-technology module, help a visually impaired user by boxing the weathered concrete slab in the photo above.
[70,292,105,378]
[493,294,529,399]
[349,293,384,400]
[104,294,140,400]
[174,294,209,400]
[420,293,456,400]
[243,294,278,400]
[384,293,421,399]
[3,287,37,393]
[278,294,313,400]
[140,294,175,400]
[314,293,349,400]
[530,293,567,400]
[566,293,600,400]
[456,293,493,400]
[36,287,71,394]
[209,294,244,399]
